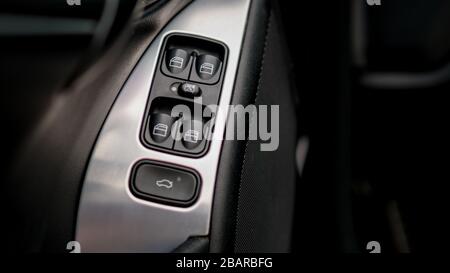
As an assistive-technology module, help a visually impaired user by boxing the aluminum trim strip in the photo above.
[75,0,251,252]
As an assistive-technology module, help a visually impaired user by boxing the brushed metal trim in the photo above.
[75,0,251,252]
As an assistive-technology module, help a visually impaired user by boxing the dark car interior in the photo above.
[1,0,449,254]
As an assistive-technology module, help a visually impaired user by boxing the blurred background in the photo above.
[280,0,450,253]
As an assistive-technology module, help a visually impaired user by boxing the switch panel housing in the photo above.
[140,34,228,157]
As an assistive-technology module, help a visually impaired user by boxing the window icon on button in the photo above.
[169,56,184,69]
[183,129,200,144]
[153,123,169,138]
[199,63,214,75]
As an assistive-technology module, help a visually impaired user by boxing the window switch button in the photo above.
[148,113,176,143]
[165,48,189,74]
[190,54,222,84]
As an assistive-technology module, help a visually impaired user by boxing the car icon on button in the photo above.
[155,179,174,189]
